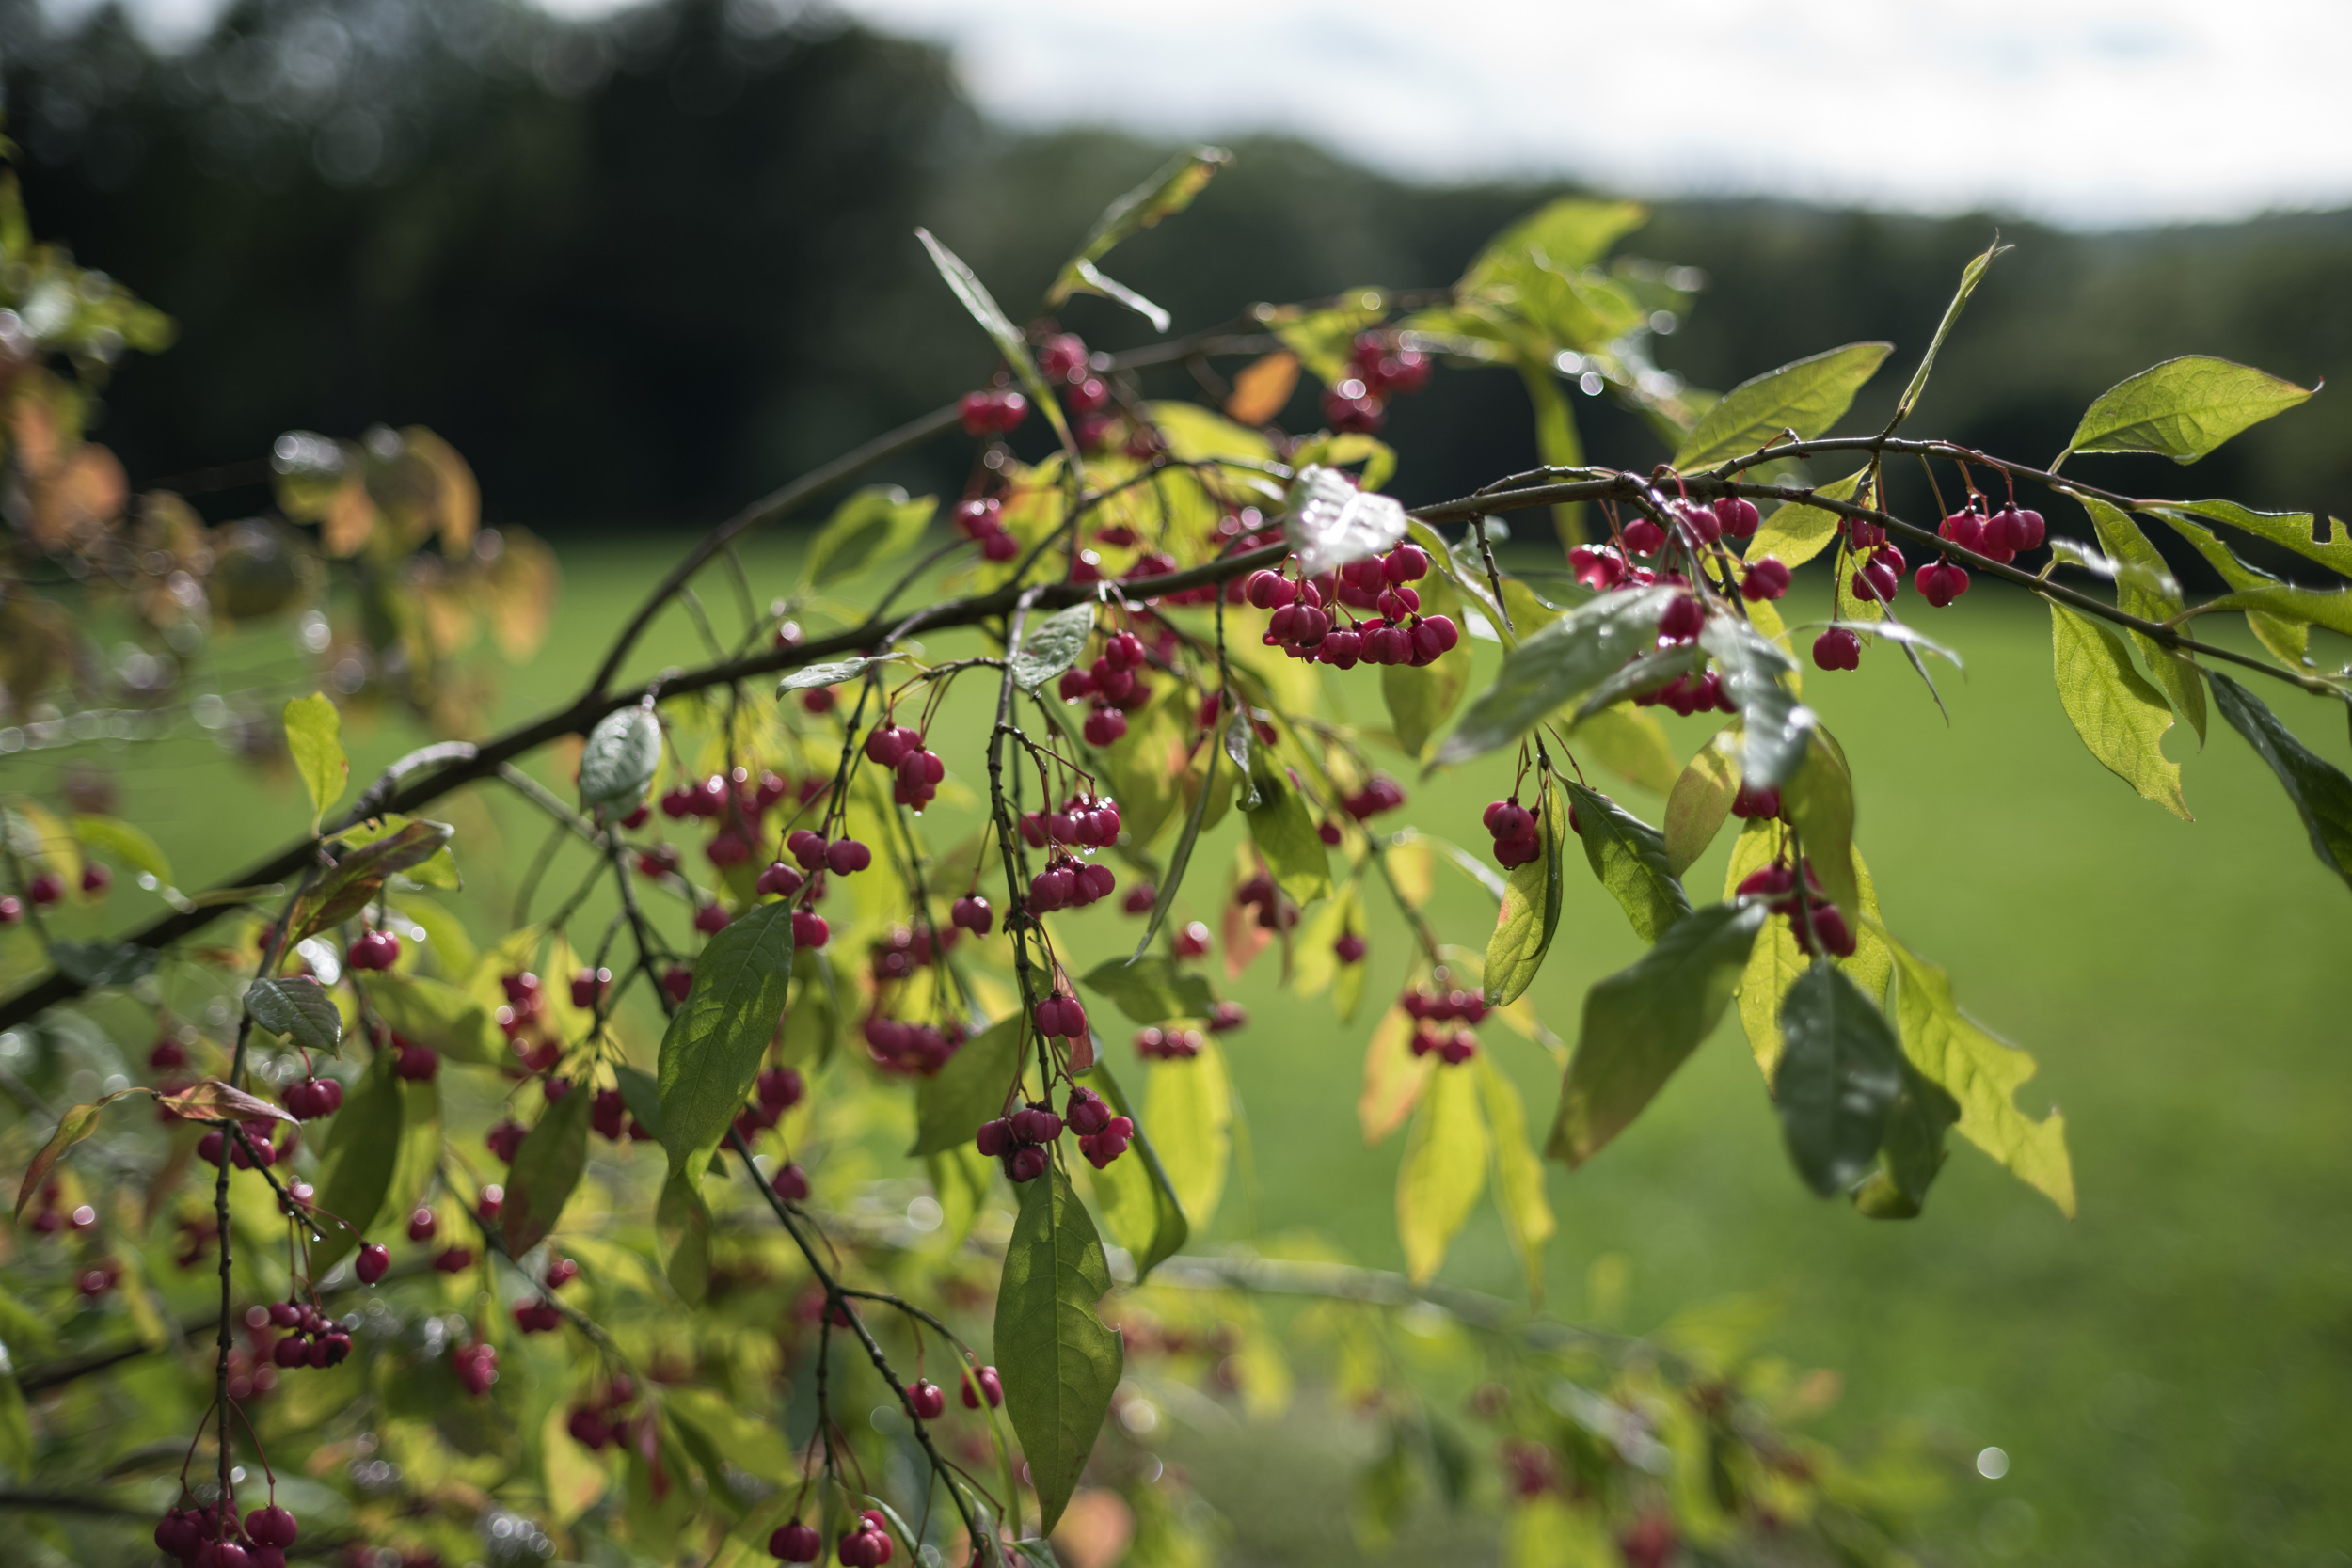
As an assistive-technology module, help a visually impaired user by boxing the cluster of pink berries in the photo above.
[1342,774,1406,821]
[153,1499,300,1568]
[957,385,1029,437]
[512,1257,579,1334]
[1941,501,2046,562]
[278,1075,342,1120]
[1037,332,1138,456]
[1233,873,1296,933]
[1484,799,1540,869]
[1136,1025,1206,1061]
[733,1065,806,1140]
[345,927,400,971]
[870,924,954,983]
[1033,990,1091,1040]
[564,1375,644,1451]
[951,496,1022,562]
[9,863,110,910]
[19,1181,93,1237]
[864,723,946,811]
[1020,792,1123,850]
[452,1339,499,1397]
[748,860,833,949]
[1057,629,1152,744]
[1028,852,1118,911]
[1851,543,1908,604]
[590,1087,659,1143]
[1730,783,1781,820]
[837,1512,898,1566]
[1736,860,1856,958]
[197,1118,296,1170]
[1321,330,1433,434]
[786,827,873,879]
[977,1087,1132,1176]
[665,768,817,870]
[1404,984,1488,1065]
[494,971,558,1068]
[862,1015,966,1075]
[1245,544,1460,669]
[262,1297,353,1370]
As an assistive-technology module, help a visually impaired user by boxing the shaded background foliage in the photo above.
[7,0,2348,544]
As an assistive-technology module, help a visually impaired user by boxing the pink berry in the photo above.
[771,1163,810,1203]
[1741,557,1791,601]
[1335,933,1366,964]
[1622,518,1665,556]
[791,909,830,948]
[355,1243,389,1284]
[80,863,110,895]
[694,903,731,934]
[908,1379,946,1419]
[1812,627,1862,672]
[962,1365,1004,1407]
[825,838,871,876]
[246,1506,298,1549]
[1714,496,1761,538]
[757,861,804,897]
[662,965,694,1002]
[1658,594,1705,641]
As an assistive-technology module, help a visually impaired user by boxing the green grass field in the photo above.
[33,540,2349,1567]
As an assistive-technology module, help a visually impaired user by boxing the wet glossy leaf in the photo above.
[580,705,661,809]
[1672,342,1891,470]
[1438,587,1675,766]
[1549,902,1766,1166]
[656,903,794,1173]
[1011,602,1097,691]
[2208,673,2352,893]
[283,691,346,831]
[2063,356,2312,465]
[1562,780,1688,942]
[995,1166,1123,1534]
[1701,615,1815,788]
[246,974,344,1054]
[503,1079,592,1256]
[1486,778,1565,1005]
[2050,604,2189,819]
[1774,961,1908,1196]
[1244,752,1331,908]
[1286,465,1409,575]
[1396,1063,1488,1283]
[779,654,901,693]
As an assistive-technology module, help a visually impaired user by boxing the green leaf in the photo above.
[915,227,1079,464]
[1010,602,1096,691]
[2151,509,2318,669]
[803,486,938,589]
[1438,586,1675,765]
[1700,616,1815,789]
[1570,704,1682,797]
[994,1166,1123,1535]
[779,654,902,693]
[70,814,170,886]
[1396,1063,1488,1284]
[1145,1038,1232,1235]
[1663,736,1739,877]
[2061,355,2313,465]
[580,705,661,810]
[1672,342,1891,470]
[1890,238,2010,430]
[1081,954,1214,1025]
[310,1048,405,1270]
[655,903,795,1174]
[290,818,457,941]
[2159,498,2352,581]
[1562,780,1689,942]
[48,940,160,988]
[283,691,347,832]
[1078,1059,1187,1279]
[2197,583,2352,641]
[1548,902,1766,1167]
[1851,1056,1962,1219]
[1381,570,1470,757]
[2050,603,2190,819]
[1572,643,1708,721]
[1744,468,1866,570]
[910,1015,1023,1156]
[2207,673,2352,893]
[246,974,344,1054]
[14,1090,137,1216]
[1726,821,1892,1079]
[1774,961,1907,1196]
[1470,198,1648,281]
[1887,939,2075,1215]
[656,1166,713,1307]
[0,1370,32,1475]
[1780,725,1858,924]
[1047,146,1232,316]
[361,974,501,1065]
[2079,496,2205,743]
[1131,733,1218,961]
[1474,1054,1554,1305]
[1485,778,1565,1006]
[1244,752,1331,908]
[614,1063,666,1145]
[503,1080,593,1256]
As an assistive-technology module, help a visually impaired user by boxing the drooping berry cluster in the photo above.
[733,1064,806,1137]
[452,1338,499,1397]
[1736,860,1856,957]
[1020,792,1123,850]
[591,1086,659,1143]
[834,1510,898,1567]
[1057,628,1152,744]
[956,385,1028,437]
[153,1499,300,1568]
[951,495,1021,562]
[1404,983,1488,1065]
[864,723,945,811]
[1135,1025,1205,1061]
[494,971,562,1072]
[262,1296,353,1370]
[564,1374,644,1451]
[278,1075,342,1120]
[862,1015,965,1075]
[1320,330,1433,434]
[1246,542,1459,669]
[344,927,400,971]
[1342,773,1406,821]
[1233,873,1296,932]
[1484,799,1539,869]
[1037,330,1132,454]
[1028,853,1117,911]
[976,1089,1132,1176]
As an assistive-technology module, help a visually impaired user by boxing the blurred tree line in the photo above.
[6,0,2346,558]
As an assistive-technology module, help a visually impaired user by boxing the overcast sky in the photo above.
[102,0,2352,227]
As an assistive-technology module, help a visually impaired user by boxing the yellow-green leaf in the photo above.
[283,692,346,831]
[1475,1055,1554,1304]
[1359,1002,1433,1146]
[2062,356,2312,465]
[1485,778,1565,1005]
[995,1166,1122,1534]
[1662,735,1739,877]
[1571,704,1681,796]
[1146,1038,1232,1236]
[1396,1062,1488,1283]
[1673,343,1891,470]
[1744,467,1866,570]
[2050,603,2190,819]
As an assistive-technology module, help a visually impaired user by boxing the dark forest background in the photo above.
[7,0,2348,557]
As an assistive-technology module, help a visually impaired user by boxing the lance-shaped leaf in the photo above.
[158,1078,296,1125]
[1672,342,1891,470]
[1146,1039,1232,1234]
[246,974,344,1054]
[910,1015,1023,1156]
[1438,586,1676,766]
[1561,780,1689,942]
[1774,961,1908,1196]
[283,691,346,832]
[1080,955,1215,1025]
[291,818,457,942]
[2078,495,2205,742]
[1663,736,1739,877]
[1549,901,1766,1166]
[2197,583,2352,641]
[1888,939,2075,1214]
[1851,1056,1962,1219]
[338,814,460,890]
[1573,705,1683,798]
[1131,735,1218,961]
[1475,1055,1555,1304]
[1244,752,1331,908]
[2208,673,2352,893]
[310,1048,405,1269]
[1079,1059,1188,1279]
[362,973,501,1065]
[1286,465,1409,575]
[2061,356,2313,466]
[1744,468,1866,570]
[915,227,1078,463]
[656,903,794,1173]
[1727,822,1891,1079]
[2050,604,2190,819]
[1701,616,1815,788]
[580,705,660,809]
[656,1166,714,1307]
[1485,778,1565,1005]
[1396,1063,1488,1284]
[1047,145,1232,319]
[1889,239,2010,432]
[1780,725,1859,923]
[2160,498,2352,581]
[1359,1001,1434,1146]
[15,1091,139,1216]
[503,1080,593,1256]
[803,486,936,589]
[995,1166,1123,1535]
[1010,602,1097,691]
[70,814,170,887]
[779,654,902,694]
[2153,509,2319,670]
